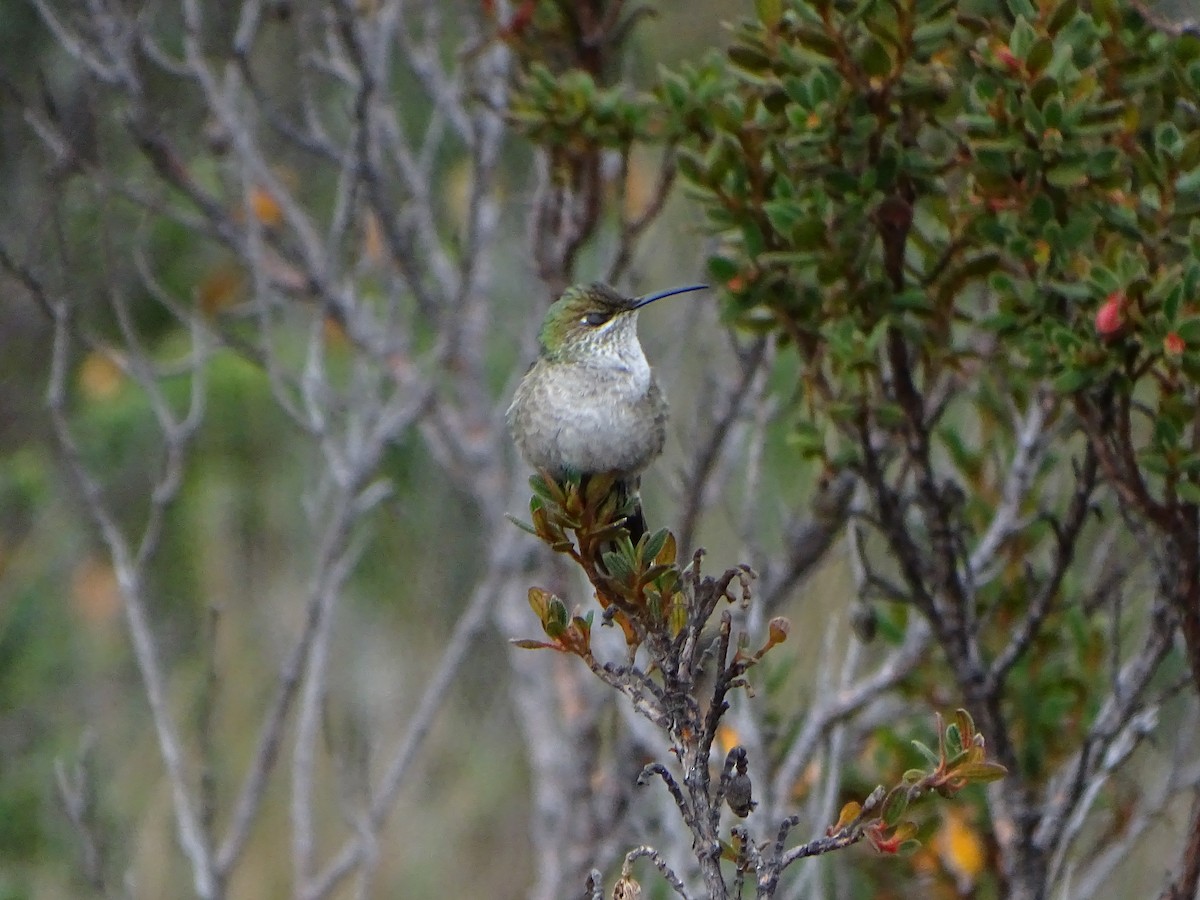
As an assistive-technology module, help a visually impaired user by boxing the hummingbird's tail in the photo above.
[583,475,649,582]
[618,477,649,544]
[576,473,649,543]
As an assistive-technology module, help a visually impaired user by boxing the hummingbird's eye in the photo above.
[582,311,612,327]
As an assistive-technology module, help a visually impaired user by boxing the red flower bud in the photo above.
[510,0,534,33]
[1165,331,1186,355]
[1095,292,1123,338]
[996,46,1021,73]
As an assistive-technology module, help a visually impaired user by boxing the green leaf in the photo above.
[1186,266,1200,302]
[1046,160,1089,188]
[1157,122,1183,159]
[1047,0,1080,34]
[669,596,688,636]
[755,0,783,27]
[655,532,678,566]
[506,514,539,535]
[571,614,592,641]
[1175,168,1200,195]
[945,723,964,757]
[729,45,771,74]
[1009,17,1037,60]
[1053,368,1090,393]
[788,421,827,457]
[708,255,739,282]
[763,199,804,237]
[529,473,558,504]
[861,36,893,78]
[911,739,940,767]
[583,471,618,507]
[1090,0,1117,25]
[955,761,1009,782]
[658,67,690,110]
[1140,451,1171,477]
[954,708,977,745]
[602,550,635,582]
[1007,0,1038,20]
[882,788,910,826]
[546,595,568,628]
[794,26,840,60]
[1087,148,1121,178]
[1177,318,1200,344]
[891,288,933,312]
[641,528,670,564]
[912,17,955,48]
[1177,480,1200,504]
[527,587,550,621]
[510,638,559,651]
[641,563,675,585]
[1026,37,1054,75]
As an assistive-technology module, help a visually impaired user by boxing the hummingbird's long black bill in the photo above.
[631,283,709,310]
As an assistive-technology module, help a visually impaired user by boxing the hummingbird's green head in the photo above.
[537,282,707,362]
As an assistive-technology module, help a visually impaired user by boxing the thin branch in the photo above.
[638,762,693,825]
[986,442,1099,693]
[302,530,528,900]
[47,302,216,899]
[769,617,931,810]
[676,336,768,555]
[968,390,1053,577]
[621,845,694,900]
[1036,598,1177,870]
[54,731,109,897]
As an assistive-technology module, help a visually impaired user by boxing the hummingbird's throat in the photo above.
[566,315,650,389]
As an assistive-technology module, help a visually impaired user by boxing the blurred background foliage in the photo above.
[4,0,1200,898]
[0,4,726,897]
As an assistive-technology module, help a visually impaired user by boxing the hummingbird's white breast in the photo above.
[506,312,668,479]
[589,315,651,392]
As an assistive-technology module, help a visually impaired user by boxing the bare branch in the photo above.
[621,845,694,900]
[47,299,217,899]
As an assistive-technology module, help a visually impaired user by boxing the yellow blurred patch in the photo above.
[789,760,820,802]
[324,315,348,347]
[78,351,124,401]
[716,723,740,755]
[442,159,472,232]
[621,153,655,221]
[197,264,244,316]
[248,186,283,227]
[910,844,939,875]
[72,557,121,624]
[935,807,986,892]
[362,210,385,266]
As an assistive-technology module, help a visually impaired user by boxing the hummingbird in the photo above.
[507,281,708,538]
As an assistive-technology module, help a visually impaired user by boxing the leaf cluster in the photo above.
[511,475,1008,894]
[511,471,765,659]
[825,709,1007,858]
[657,0,1200,485]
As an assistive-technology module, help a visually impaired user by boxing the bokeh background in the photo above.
[4,1,1200,898]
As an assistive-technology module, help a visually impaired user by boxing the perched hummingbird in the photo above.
[507,281,708,537]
